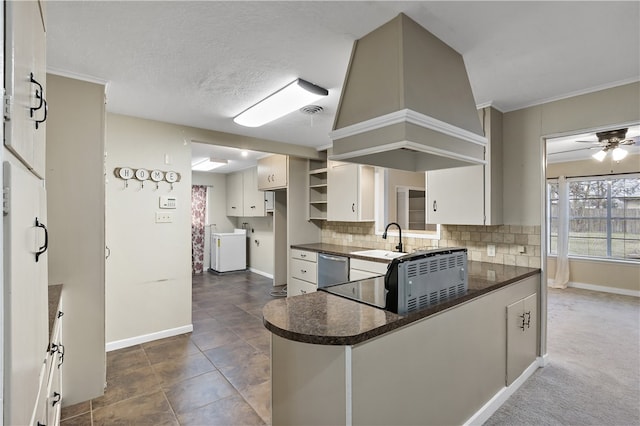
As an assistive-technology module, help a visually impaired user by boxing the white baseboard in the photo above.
[106,324,193,352]
[464,357,543,425]
[248,268,274,279]
[568,281,639,297]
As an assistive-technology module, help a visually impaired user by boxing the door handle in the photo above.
[433,201,437,212]
[35,217,48,262]
[106,246,111,259]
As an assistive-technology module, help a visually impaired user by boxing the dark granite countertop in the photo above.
[48,284,63,337]
[291,242,394,263]
[263,261,540,346]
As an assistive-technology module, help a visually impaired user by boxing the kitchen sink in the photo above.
[350,249,406,260]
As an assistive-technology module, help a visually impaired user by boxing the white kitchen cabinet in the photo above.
[243,167,268,217]
[4,0,48,179]
[258,154,288,190]
[32,297,64,426]
[506,293,537,386]
[349,258,388,280]
[327,161,375,222]
[226,171,244,216]
[426,106,503,225]
[288,278,317,296]
[3,161,50,426]
[288,249,317,297]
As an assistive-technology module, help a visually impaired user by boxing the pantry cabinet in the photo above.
[258,154,288,190]
[4,0,48,179]
[426,106,503,225]
[327,161,374,222]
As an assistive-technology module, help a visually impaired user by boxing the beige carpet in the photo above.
[485,287,640,425]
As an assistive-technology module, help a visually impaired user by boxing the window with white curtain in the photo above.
[547,173,640,261]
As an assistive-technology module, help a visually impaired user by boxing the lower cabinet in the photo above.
[288,249,317,297]
[349,258,388,280]
[506,293,537,385]
[33,306,64,426]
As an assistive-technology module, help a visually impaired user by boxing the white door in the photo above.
[3,161,49,426]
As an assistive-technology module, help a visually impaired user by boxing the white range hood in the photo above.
[330,13,487,172]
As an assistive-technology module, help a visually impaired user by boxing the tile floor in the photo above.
[60,271,279,426]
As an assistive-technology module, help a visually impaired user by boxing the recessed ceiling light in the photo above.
[191,158,228,171]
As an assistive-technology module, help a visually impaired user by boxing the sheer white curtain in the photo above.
[549,176,570,288]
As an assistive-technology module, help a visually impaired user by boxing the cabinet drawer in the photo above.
[291,249,317,262]
[288,278,317,297]
[350,258,389,275]
[291,258,317,283]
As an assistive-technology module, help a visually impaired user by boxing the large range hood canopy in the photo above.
[329,13,487,172]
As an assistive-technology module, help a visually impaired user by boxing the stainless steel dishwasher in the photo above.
[317,253,349,288]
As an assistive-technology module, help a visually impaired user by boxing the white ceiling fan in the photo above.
[549,128,638,162]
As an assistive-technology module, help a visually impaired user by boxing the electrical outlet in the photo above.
[155,212,173,223]
[487,244,496,257]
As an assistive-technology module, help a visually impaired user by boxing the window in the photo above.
[548,174,640,261]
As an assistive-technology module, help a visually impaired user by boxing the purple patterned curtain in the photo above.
[191,185,207,274]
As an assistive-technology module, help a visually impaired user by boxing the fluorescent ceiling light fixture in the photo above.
[611,147,628,161]
[233,78,328,127]
[191,158,228,171]
[592,150,607,162]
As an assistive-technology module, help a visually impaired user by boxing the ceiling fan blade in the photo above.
[548,147,596,155]
[620,136,638,145]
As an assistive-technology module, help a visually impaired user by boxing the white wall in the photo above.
[243,216,275,277]
[46,75,106,404]
[503,82,640,225]
[503,82,639,296]
[105,113,192,347]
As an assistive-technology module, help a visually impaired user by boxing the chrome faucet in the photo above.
[382,222,403,253]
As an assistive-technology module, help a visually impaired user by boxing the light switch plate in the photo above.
[487,244,496,257]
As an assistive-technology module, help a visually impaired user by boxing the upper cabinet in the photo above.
[426,107,503,225]
[4,0,48,179]
[226,171,244,216]
[327,161,375,222]
[258,154,288,190]
[226,167,270,217]
[243,167,267,217]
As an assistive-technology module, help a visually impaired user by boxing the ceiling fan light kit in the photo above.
[592,149,608,162]
[233,78,328,127]
[611,146,628,162]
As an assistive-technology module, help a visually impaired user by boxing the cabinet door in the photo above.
[506,293,537,385]
[5,0,47,179]
[287,277,317,297]
[327,161,374,222]
[257,155,288,190]
[426,165,484,225]
[226,171,243,216]
[327,162,359,221]
[243,167,266,217]
[3,162,49,426]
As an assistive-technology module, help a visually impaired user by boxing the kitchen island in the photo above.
[263,261,541,425]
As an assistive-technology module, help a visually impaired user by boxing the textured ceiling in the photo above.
[47,1,640,156]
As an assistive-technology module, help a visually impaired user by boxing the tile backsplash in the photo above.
[321,222,541,268]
